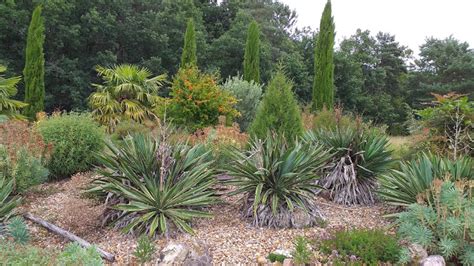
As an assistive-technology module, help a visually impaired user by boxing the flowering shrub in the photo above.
[168,67,239,130]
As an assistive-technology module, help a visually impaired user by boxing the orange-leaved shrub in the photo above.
[168,66,239,130]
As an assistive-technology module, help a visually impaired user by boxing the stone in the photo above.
[159,243,189,265]
[273,249,292,258]
[182,240,212,266]
[408,243,428,264]
[158,240,212,266]
[420,255,445,266]
[257,256,268,265]
[282,258,293,266]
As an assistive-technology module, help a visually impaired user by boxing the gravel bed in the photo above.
[19,172,393,265]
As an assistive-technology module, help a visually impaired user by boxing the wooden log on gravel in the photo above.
[24,212,115,262]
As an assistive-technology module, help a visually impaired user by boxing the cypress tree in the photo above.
[312,0,335,111]
[180,18,197,67]
[23,4,45,120]
[249,68,303,141]
[243,20,260,83]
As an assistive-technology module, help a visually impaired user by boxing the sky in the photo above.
[279,0,474,55]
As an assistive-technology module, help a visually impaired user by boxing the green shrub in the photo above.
[12,148,49,192]
[57,242,103,266]
[249,69,303,142]
[225,133,331,228]
[0,241,52,265]
[169,66,239,130]
[111,120,152,141]
[0,175,20,223]
[221,76,262,131]
[418,93,473,158]
[267,253,287,263]
[396,179,473,264]
[37,113,105,179]
[319,229,401,265]
[133,234,156,263]
[378,153,473,207]
[304,127,393,205]
[91,133,218,236]
[7,216,29,244]
[292,236,312,265]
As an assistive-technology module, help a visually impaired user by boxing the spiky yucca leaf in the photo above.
[303,127,393,205]
[378,153,473,206]
[0,174,20,223]
[91,133,218,236]
[225,134,331,228]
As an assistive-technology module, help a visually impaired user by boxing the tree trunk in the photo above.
[24,212,115,262]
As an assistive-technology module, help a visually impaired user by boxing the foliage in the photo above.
[249,69,303,142]
[7,216,29,244]
[169,66,239,130]
[0,175,20,223]
[225,133,331,228]
[267,253,287,263]
[304,125,393,205]
[221,76,262,131]
[57,242,104,266]
[319,229,401,265]
[12,148,49,192]
[91,133,218,236]
[396,179,474,264]
[243,20,260,83]
[37,113,104,179]
[111,120,153,141]
[292,236,312,265]
[0,119,50,160]
[23,4,45,120]
[190,123,248,171]
[418,93,473,158]
[0,65,27,119]
[133,234,156,264]
[335,30,412,135]
[407,36,474,107]
[379,152,473,207]
[312,0,335,111]
[181,18,197,67]
[89,64,167,132]
[0,241,52,265]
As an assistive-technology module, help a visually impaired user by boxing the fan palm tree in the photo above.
[89,64,167,132]
[0,65,27,120]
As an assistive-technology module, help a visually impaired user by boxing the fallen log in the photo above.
[24,212,115,262]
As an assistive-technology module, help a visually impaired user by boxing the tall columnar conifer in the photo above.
[23,4,45,119]
[249,67,303,141]
[243,20,260,83]
[312,0,335,111]
[180,18,197,67]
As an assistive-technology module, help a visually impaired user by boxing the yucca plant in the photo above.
[90,133,218,237]
[0,174,20,224]
[304,127,393,205]
[378,152,473,207]
[225,133,332,228]
[89,64,167,132]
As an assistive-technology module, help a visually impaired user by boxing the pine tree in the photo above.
[180,18,197,67]
[249,68,303,141]
[243,20,260,83]
[312,0,335,111]
[23,4,45,120]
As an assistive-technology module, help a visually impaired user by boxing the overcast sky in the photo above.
[279,0,474,55]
